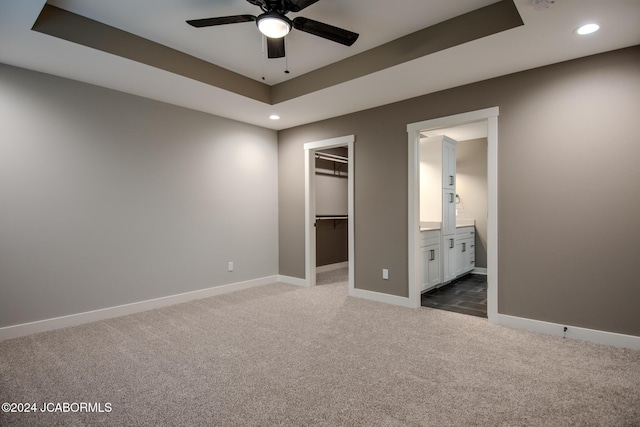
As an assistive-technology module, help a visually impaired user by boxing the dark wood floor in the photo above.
[421,274,487,318]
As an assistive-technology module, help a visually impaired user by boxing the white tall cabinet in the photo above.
[420,135,458,286]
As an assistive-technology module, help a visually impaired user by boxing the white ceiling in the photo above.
[1,0,639,130]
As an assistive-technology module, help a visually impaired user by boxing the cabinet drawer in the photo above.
[455,226,475,240]
[420,230,440,247]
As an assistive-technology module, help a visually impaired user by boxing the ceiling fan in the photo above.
[187,0,359,59]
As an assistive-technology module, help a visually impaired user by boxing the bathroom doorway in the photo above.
[419,122,489,317]
[407,108,498,322]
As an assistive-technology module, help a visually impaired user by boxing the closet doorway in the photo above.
[304,135,354,291]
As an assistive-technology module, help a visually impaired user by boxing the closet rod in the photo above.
[315,152,348,164]
[316,215,348,220]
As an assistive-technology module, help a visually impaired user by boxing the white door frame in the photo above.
[407,108,498,322]
[304,135,355,291]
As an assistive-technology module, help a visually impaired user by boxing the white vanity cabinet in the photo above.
[455,226,475,277]
[420,225,476,293]
[420,230,441,291]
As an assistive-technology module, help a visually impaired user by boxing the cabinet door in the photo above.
[427,245,441,288]
[421,244,441,291]
[442,139,456,190]
[442,189,456,235]
[455,238,470,276]
[442,236,456,283]
[420,246,430,291]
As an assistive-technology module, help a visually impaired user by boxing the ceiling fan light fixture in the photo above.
[257,13,291,39]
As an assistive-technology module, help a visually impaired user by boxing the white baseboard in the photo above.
[316,261,349,274]
[277,275,309,287]
[472,267,487,275]
[350,288,414,308]
[0,276,278,341]
[495,313,640,350]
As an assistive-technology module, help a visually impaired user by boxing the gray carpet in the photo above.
[1,273,639,426]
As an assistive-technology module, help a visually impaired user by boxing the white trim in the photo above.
[316,261,349,273]
[0,276,278,341]
[277,275,309,287]
[406,107,500,134]
[496,314,640,350]
[471,267,488,275]
[407,108,499,316]
[408,126,421,308]
[305,147,316,286]
[304,135,355,293]
[349,288,414,308]
[486,114,498,322]
[303,135,354,151]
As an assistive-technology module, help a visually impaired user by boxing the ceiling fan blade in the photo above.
[246,0,267,8]
[292,17,358,46]
[267,37,285,58]
[286,0,321,13]
[186,15,256,28]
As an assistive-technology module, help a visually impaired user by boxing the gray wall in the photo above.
[0,64,278,328]
[456,138,488,269]
[278,46,640,336]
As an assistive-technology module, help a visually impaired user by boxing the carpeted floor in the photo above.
[1,274,639,426]
[316,266,349,285]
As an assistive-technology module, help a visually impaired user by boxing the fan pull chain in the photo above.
[284,37,290,74]
[261,35,266,81]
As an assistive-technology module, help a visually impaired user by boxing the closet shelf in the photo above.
[316,215,348,229]
[316,215,348,220]
[315,153,348,164]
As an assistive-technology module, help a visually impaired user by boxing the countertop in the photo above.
[420,219,475,232]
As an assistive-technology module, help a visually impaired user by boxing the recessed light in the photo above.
[575,23,600,35]
[269,114,280,120]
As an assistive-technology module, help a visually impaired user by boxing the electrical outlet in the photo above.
[382,269,389,280]
[228,262,234,272]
